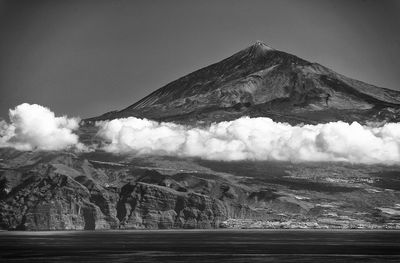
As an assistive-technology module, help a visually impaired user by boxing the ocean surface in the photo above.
[1,230,400,262]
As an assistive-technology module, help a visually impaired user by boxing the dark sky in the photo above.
[1,0,399,119]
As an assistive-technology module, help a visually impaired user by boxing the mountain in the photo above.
[90,41,400,124]
[2,42,400,231]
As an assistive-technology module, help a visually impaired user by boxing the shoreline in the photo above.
[1,228,400,234]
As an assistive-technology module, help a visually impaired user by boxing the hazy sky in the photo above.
[0,0,399,119]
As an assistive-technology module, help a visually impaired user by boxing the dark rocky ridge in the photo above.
[2,149,400,230]
[89,41,400,125]
[0,150,257,230]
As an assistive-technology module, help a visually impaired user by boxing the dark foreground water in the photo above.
[1,230,400,263]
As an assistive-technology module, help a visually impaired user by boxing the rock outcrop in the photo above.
[0,150,256,230]
[2,149,400,230]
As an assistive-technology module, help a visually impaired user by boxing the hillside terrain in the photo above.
[1,149,400,230]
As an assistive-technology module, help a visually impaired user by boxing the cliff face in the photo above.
[117,182,225,229]
[0,150,256,230]
[2,148,400,230]
[1,164,112,230]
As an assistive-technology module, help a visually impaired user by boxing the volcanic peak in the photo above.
[89,41,400,124]
[250,40,275,55]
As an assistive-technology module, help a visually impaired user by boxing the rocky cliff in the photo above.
[2,149,400,230]
[0,150,258,230]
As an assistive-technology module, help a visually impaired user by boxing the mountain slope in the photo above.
[90,41,400,124]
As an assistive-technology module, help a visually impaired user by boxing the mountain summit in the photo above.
[91,41,400,124]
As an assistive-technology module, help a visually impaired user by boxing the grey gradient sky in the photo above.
[0,0,399,119]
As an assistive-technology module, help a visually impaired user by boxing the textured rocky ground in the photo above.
[1,148,400,230]
[0,149,248,230]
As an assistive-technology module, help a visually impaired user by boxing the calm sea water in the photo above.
[1,230,400,263]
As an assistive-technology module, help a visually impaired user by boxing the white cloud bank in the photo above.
[0,103,82,151]
[96,117,400,164]
[1,103,400,164]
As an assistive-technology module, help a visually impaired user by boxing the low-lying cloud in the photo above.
[1,103,400,164]
[0,103,82,151]
[96,117,400,164]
